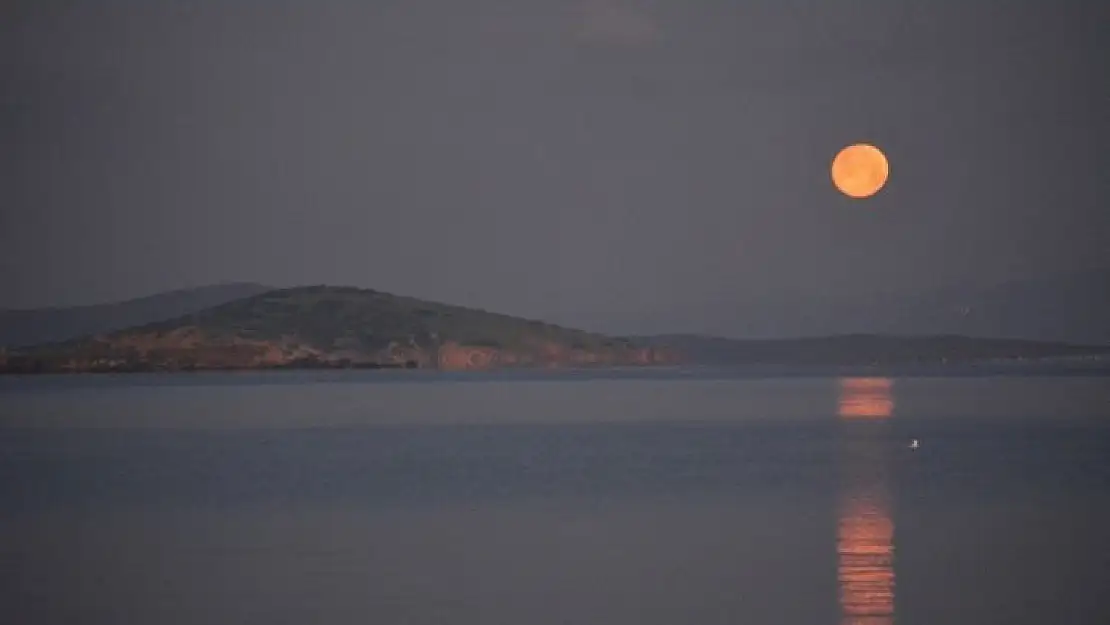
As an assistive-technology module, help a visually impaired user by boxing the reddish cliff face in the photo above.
[3,329,681,373]
[433,341,680,371]
[49,328,327,371]
[437,342,500,370]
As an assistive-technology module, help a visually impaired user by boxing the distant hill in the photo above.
[0,283,272,348]
[636,333,1109,367]
[872,269,1110,345]
[686,269,1110,345]
[3,283,1107,374]
[1,286,674,372]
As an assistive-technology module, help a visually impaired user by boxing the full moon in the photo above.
[831,143,889,199]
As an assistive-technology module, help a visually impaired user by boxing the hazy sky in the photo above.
[3,1,1107,334]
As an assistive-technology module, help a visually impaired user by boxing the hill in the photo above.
[3,285,1106,375]
[636,333,1109,367]
[871,269,1110,345]
[0,283,273,348]
[701,266,1110,344]
[0,286,674,373]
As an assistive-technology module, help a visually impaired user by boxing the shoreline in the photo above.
[2,360,1109,379]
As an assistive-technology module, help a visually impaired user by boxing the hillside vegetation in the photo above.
[0,282,272,347]
[2,286,671,372]
[156,286,622,352]
[3,285,1106,374]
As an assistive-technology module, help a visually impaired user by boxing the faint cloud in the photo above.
[577,0,658,47]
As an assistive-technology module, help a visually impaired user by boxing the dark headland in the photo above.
[0,282,272,348]
[0,286,1106,374]
[0,286,675,373]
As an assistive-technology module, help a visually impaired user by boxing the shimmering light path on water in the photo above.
[1,372,1108,625]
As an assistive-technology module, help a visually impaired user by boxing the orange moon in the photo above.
[831,143,889,199]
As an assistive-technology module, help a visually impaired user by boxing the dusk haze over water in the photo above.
[2,2,1108,625]
[3,1,1107,338]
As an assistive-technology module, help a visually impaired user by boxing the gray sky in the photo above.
[3,0,1107,334]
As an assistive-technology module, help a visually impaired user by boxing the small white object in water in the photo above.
[910,439,920,450]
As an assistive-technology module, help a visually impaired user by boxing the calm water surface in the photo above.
[1,371,1108,625]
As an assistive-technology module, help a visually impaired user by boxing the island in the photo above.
[1,285,1106,374]
[0,286,676,373]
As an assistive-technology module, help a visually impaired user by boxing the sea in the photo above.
[1,369,1108,625]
